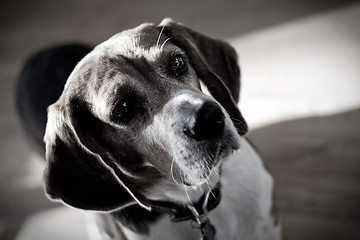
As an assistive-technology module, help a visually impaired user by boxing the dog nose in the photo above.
[186,101,225,140]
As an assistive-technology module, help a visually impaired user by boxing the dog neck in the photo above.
[111,184,221,236]
[149,183,221,222]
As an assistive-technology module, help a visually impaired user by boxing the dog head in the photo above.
[44,18,248,212]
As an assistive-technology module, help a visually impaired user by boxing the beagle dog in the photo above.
[16,19,281,240]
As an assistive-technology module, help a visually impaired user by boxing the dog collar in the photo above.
[149,186,220,240]
[149,184,221,222]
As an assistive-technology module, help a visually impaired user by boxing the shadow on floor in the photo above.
[249,108,360,240]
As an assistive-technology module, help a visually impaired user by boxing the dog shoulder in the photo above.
[212,138,281,240]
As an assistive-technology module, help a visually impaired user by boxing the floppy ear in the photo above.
[44,99,155,211]
[159,18,248,135]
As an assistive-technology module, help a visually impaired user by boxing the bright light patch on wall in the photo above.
[230,5,360,129]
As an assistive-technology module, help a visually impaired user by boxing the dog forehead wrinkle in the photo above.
[97,26,163,63]
[117,46,163,71]
[97,51,165,95]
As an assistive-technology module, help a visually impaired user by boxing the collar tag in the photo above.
[187,191,216,240]
[199,218,216,240]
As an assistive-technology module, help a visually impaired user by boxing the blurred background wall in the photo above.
[1,0,360,239]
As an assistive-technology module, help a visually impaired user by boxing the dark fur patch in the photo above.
[45,133,135,210]
[69,98,162,189]
[44,97,162,211]
[15,43,93,151]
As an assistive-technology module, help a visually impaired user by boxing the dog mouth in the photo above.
[158,94,242,187]
[176,137,240,187]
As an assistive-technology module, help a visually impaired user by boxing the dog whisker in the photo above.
[207,183,216,199]
[156,24,167,47]
[183,185,193,205]
[170,157,181,185]
[160,37,172,51]
[201,155,220,190]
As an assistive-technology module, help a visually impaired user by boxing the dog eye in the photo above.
[169,54,188,76]
[113,101,128,117]
[111,99,136,124]
[171,55,185,71]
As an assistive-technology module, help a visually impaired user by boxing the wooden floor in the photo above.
[250,109,360,240]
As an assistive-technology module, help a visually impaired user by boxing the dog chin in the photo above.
[183,167,221,187]
[181,145,238,187]
[175,131,241,187]
[143,142,239,204]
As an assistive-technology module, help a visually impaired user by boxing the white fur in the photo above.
[89,139,281,240]
[97,23,164,63]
